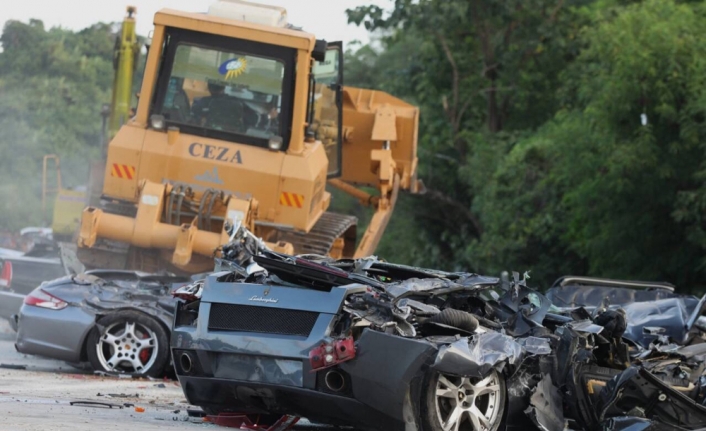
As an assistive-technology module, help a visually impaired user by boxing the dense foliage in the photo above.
[344,0,706,290]
[2,1,706,290]
[0,19,115,228]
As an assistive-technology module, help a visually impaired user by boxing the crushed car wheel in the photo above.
[86,310,169,377]
[422,369,506,431]
[429,309,480,332]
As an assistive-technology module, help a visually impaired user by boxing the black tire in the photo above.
[86,310,170,377]
[420,369,506,431]
[429,309,480,332]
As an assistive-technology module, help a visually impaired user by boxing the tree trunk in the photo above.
[487,81,501,132]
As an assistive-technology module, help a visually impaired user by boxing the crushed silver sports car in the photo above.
[14,270,190,376]
[170,224,706,431]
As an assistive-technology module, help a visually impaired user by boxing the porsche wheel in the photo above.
[86,311,170,377]
[421,369,506,431]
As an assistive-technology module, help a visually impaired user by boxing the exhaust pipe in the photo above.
[324,370,346,392]
[180,352,193,374]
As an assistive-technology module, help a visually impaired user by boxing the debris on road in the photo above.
[96,392,140,398]
[69,401,123,409]
[0,363,26,370]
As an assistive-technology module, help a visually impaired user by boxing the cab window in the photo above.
[153,29,295,150]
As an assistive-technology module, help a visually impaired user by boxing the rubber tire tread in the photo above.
[86,310,170,378]
[429,308,479,332]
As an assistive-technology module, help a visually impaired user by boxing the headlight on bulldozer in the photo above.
[150,114,166,130]
[268,136,283,151]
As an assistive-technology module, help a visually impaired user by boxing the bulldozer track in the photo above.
[277,212,358,257]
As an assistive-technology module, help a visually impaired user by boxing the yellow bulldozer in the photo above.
[77,0,422,275]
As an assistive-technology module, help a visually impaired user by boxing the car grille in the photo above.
[208,303,319,337]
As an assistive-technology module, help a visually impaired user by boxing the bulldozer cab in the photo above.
[150,21,344,163]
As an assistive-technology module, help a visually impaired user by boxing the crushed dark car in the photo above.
[14,270,190,376]
[171,225,706,431]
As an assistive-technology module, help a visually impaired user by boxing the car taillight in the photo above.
[0,261,12,288]
[24,289,68,310]
[309,336,356,371]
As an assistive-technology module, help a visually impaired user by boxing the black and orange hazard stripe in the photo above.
[111,164,136,179]
[279,192,305,209]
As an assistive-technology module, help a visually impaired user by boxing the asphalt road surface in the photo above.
[0,320,346,431]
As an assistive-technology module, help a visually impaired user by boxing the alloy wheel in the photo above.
[95,320,158,373]
[434,369,502,431]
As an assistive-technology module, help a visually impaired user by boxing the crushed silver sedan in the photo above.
[15,270,189,376]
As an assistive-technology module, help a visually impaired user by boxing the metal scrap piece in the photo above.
[525,374,564,431]
[598,367,706,428]
[0,364,26,370]
[431,332,523,378]
[569,320,605,334]
[601,416,662,431]
[69,401,123,409]
[520,337,552,355]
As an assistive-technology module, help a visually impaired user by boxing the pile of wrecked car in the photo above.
[169,223,706,431]
[9,222,706,431]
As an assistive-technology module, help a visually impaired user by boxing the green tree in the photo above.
[470,0,706,288]
[345,0,590,273]
[0,19,115,230]
[345,0,706,291]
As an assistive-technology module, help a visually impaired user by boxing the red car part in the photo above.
[207,414,299,430]
[0,260,12,288]
[309,336,356,371]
